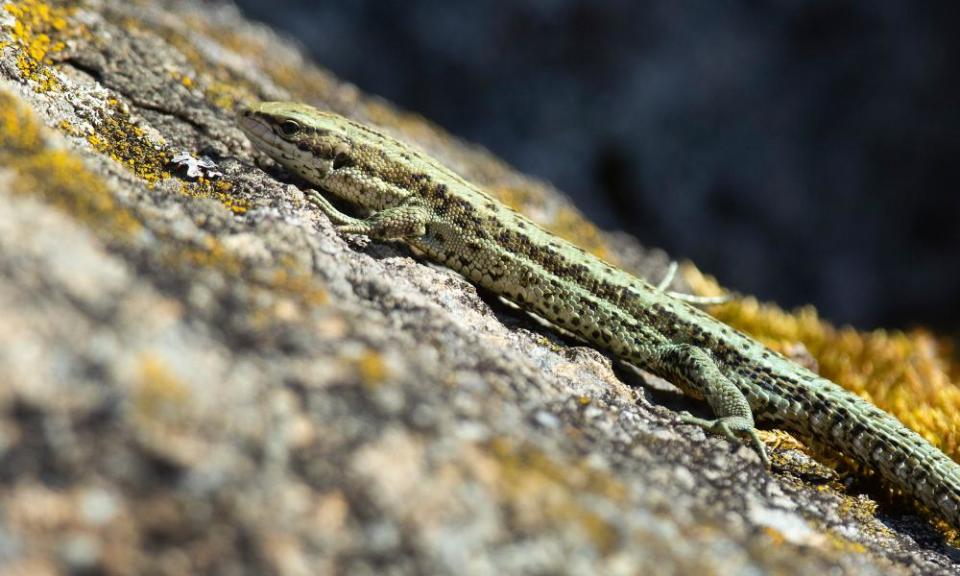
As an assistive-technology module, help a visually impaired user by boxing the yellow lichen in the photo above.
[203,80,250,111]
[84,101,171,185]
[482,438,626,554]
[160,235,329,318]
[2,89,329,332]
[265,265,328,307]
[2,0,72,92]
[178,177,249,215]
[355,350,387,386]
[56,118,79,136]
[684,264,960,460]
[0,90,141,237]
[134,355,191,423]
[85,101,251,215]
[135,17,258,113]
[161,236,242,277]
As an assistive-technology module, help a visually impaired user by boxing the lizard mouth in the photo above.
[237,109,286,156]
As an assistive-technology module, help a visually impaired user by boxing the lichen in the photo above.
[483,437,626,554]
[0,89,141,237]
[354,349,388,387]
[1,0,72,92]
[159,236,328,315]
[135,354,191,423]
[85,99,172,186]
[178,177,248,215]
[83,99,253,215]
[129,14,259,113]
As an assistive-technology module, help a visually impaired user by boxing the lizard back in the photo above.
[239,102,960,530]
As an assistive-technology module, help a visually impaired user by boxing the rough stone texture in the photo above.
[0,1,957,574]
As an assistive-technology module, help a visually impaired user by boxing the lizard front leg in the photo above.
[304,188,363,227]
[305,189,430,240]
[651,343,769,466]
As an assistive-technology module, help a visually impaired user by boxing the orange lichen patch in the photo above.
[85,101,171,186]
[1,0,72,92]
[0,90,141,236]
[684,264,960,460]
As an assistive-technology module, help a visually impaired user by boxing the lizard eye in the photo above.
[332,151,353,170]
[278,120,301,137]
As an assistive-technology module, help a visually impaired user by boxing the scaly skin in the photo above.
[238,101,960,530]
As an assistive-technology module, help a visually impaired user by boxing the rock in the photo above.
[0,1,956,574]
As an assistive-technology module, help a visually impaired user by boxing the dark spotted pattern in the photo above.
[239,102,960,530]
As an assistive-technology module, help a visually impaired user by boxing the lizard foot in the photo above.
[680,412,770,467]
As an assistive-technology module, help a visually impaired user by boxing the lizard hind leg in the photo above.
[655,261,735,306]
[652,343,770,466]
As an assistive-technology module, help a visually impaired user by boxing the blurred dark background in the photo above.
[234,0,960,332]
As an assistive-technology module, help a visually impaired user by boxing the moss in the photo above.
[0,90,142,237]
[684,264,960,462]
[2,0,72,92]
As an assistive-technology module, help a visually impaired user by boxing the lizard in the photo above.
[238,101,960,531]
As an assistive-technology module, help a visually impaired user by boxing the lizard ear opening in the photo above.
[332,152,353,170]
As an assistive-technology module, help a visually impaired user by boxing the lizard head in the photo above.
[238,101,350,183]
[238,101,414,211]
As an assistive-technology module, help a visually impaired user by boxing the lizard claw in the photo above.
[680,414,770,467]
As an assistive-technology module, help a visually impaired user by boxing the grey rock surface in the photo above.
[0,1,957,574]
